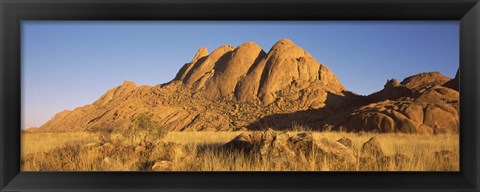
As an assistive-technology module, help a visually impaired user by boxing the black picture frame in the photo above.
[1,0,479,191]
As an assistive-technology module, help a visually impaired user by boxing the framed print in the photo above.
[1,0,479,191]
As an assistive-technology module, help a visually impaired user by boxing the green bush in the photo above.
[122,112,167,146]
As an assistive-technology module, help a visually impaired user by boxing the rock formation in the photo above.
[35,39,459,134]
[401,72,451,91]
[361,137,384,157]
[174,39,346,109]
[331,71,459,134]
[367,79,412,102]
[223,129,357,169]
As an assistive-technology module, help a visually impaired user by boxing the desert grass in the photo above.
[21,131,459,172]
[162,131,240,144]
[21,131,100,157]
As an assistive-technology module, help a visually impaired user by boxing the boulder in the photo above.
[315,137,357,166]
[361,137,384,158]
[416,86,459,103]
[335,88,459,134]
[223,132,263,152]
[223,129,357,169]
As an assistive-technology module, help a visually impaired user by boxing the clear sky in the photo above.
[21,21,459,129]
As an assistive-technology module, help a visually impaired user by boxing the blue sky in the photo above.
[21,21,459,129]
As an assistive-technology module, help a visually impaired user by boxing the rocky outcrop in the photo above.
[223,129,357,169]
[361,137,384,157]
[415,85,459,103]
[334,85,459,134]
[174,39,346,109]
[400,72,451,91]
[205,43,266,100]
[253,39,345,106]
[173,47,209,81]
[181,45,235,91]
[367,79,412,102]
[35,39,459,134]
[368,72,454,103]
[333,70,459,134]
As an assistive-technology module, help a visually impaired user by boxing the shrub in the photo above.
[122,112,167,146]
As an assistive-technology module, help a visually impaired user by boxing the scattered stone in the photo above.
[315,137,357,166]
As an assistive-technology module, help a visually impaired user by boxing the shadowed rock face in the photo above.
[35,39,459,134]
[367,79,413,103]
[443,69,459,91]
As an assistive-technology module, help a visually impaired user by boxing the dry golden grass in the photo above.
[163,131,240,144]
[311,131,459,171]
[21,131,100,157]
[21,131,459,172]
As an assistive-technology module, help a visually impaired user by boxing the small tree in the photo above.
[123,112,166,146]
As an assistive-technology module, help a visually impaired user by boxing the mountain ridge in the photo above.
[32,38,459,134]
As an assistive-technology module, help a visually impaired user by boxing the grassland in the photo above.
[21,131,459,172]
